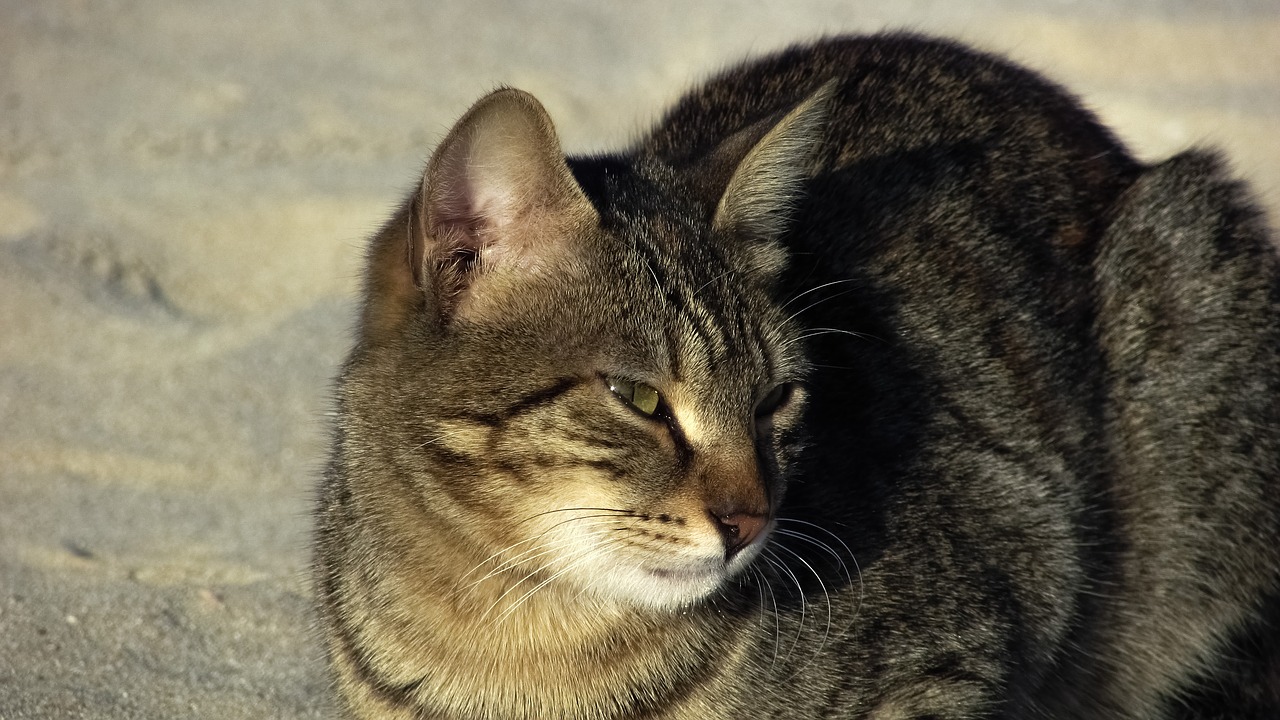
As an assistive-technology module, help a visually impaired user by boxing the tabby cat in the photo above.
[313,34,1280,719]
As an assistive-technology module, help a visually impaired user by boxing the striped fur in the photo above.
[315,34,1280,719]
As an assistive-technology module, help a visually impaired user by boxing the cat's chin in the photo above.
[589,560,727,609]
[580,544,768,611]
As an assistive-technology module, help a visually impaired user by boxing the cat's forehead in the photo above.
[596,223,790,395]
[571,154,709,235]
[566,154,797,391]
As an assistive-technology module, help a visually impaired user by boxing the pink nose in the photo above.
[709,510,767,559]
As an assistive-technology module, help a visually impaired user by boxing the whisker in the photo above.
[808,363,860,371]
[749,565,784,670]
[693,269,736,295]
[389,427,475,466]
[773,527,852,587]
[760,549,808,665]
[458,510,632,585]
[796,327,881,343]
[518,507,634,525]
[776,517,865,636]
[774,529,849,590]
[770,542,834,679]
[461,517,628,589]
[642,257,664,296]
[463,507,637,579]
[479,530,617,622]
[783,288,859,326]
[492,533,635,624]
[779,278,863,310]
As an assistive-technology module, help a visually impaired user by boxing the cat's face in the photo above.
[354,87,827,611]
[386,212,806,610]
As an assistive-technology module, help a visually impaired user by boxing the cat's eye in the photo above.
[607,377,662,417]
[756,382,795,417]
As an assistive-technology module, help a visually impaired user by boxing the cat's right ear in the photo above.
[408,88,597,324]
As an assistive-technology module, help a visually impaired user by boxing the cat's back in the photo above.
[639,34,1139,322]
[643,34,1135,197]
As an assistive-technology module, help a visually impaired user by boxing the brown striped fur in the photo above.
[314,34,1280,719]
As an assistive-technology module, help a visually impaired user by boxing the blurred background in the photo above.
[1,1,1276,717]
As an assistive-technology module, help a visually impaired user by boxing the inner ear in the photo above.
[412,88,597,321]
[699,81,836,283]
[712,80,836,242]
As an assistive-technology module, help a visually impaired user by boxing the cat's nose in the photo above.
[709,510,767,559]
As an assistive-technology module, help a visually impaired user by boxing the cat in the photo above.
[313,33,1280,719]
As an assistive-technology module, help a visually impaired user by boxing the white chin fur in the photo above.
[585,558,727,609]
[561,530,772,610]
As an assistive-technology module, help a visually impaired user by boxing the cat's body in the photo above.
[314,34,1280,719]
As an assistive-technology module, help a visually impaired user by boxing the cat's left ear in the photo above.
[412,87,598,323]
[710,80,835,279]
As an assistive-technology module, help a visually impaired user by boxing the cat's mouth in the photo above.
[644,562,722,582]
[639,519,772,588]
[555,516,775,609]
[626,559,727,606]
[623,538,769,608]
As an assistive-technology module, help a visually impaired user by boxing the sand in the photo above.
[1,1,1276,717]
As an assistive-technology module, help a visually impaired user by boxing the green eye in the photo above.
[607,377,662,416]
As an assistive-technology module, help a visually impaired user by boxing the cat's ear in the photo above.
[411,88,597,322]
[710,81,835,276]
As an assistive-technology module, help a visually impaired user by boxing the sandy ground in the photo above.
[1,1,1276,717]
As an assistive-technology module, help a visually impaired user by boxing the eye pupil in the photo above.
[632,383,660,415]
[607,377,662,417]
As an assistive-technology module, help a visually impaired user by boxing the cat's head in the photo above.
[351,86,831,611]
